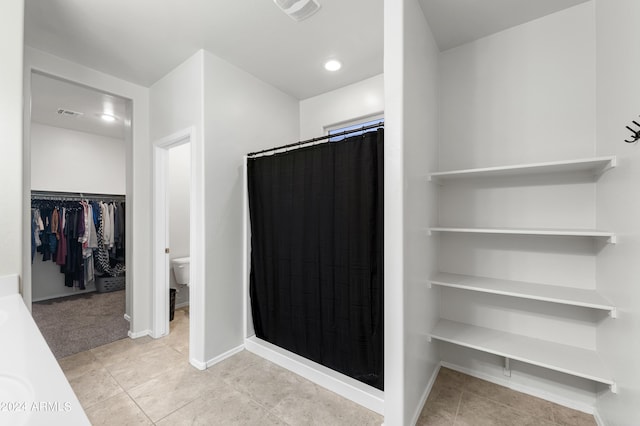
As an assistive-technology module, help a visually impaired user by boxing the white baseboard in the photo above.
[190,358,207,371]
[593,407,606,426]
[441,361,595,415]
[128,329,151,339]
[410,363,441,426]
[123,313,131,322]
[245,336,384,415]
[175,301,189,309]
[205,344,245,369]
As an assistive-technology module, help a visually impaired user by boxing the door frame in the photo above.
[152,127,204,368]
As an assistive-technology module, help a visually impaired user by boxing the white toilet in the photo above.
[171,257,190,286]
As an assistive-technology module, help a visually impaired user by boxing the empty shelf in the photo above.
[430,319,614,386]
[430,273,616,315]
[429,156,616,182]
[428,226,616,243]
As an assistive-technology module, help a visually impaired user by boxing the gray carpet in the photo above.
[31,290,129,359]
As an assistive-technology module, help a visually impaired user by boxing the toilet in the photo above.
[171,257,190,286]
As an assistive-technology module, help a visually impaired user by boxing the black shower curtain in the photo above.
[247,129,384,390]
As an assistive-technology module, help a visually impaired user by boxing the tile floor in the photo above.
[58,307,597,425]
[416,367,597,426]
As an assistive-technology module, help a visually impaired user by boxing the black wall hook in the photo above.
[625,116,640,143]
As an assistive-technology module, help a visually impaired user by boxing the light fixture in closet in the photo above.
[273,0,321,22]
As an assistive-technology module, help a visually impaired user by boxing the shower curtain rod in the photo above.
[31,190,125,202]
[247,121,384,157]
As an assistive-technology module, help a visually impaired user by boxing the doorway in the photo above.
[152,127,202,368]
[27,70,132,358]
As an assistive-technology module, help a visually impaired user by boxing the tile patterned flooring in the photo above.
[58,307,597,425]
[416,367,597,426]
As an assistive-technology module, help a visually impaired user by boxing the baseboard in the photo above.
[410,363,441,426]
[123,313,131,322]
[175,301,189,309]
[189,357,207,371]
[128,329,151,339]
[32,287,96,302]
[245,336,384,415]
[205,344,245,369]
[593,407,606,426]
[441,361,595,415]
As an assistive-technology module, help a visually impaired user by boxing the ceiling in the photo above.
[31,72,128,139]
[25,0,384,100]
[24,0,590,137]
[419,0,591,51]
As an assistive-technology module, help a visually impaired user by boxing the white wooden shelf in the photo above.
[430,319,615,389]
[430,272,616,317]
[429,156,616,182]
[428,226,616,243]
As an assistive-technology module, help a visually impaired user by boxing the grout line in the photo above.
[453,390,463,425]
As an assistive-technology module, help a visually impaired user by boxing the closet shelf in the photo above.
[430,319,615,388]
[430,273,616,316]
[428,156,616,182]
[428,226,616,243]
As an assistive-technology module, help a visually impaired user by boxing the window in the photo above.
[327,117,384,142]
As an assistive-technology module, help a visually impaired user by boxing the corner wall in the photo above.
[202,50,299,362]
[0,0,24,284]
[595,0,640,423]
[384,0,440,424]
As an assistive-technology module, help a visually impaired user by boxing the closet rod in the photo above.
[31,190,126,202]
[247,121,384,157]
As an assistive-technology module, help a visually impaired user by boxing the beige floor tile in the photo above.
[223,355,309,410]
[85,392,152,426]
[68,367,123,409]
[271,379,382,426]
[155,382,271,425]
[91,335,166,367]
[551,403,597,426]
[58,350,103,381]
[435,367,468,390]
[105,344,184,390]
[463,375,555,422]
[417,381,461,425]
[128,362,225,422]
[455,392,555,426]
[207,349,264,382]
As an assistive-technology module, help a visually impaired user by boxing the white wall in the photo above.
[299,74,383,140]
[31,123,126,194]
[437,2,600,408]
[202,50,299,363]
[384,0,440,424]
[150,51,205,362]
[24,47,150,335]
[595,0,640,424]
[168,142,190,306]
[0,1,24,285]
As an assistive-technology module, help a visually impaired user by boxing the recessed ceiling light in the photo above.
[101,114,116,122]
[324,60,342,72]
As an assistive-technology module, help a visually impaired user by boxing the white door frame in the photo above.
[152,130,189,338]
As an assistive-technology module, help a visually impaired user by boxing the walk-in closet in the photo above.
[28,72,131,358]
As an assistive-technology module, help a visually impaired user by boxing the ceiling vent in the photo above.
[273,0,321,22]
[57,108,84,118]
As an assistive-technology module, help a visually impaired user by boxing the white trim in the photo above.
[206,344,245,368]
[441,361,596,415]
[245,336,384,415]
[123,313,131,322]
[409,363,441,426]
[175,301,190,309]
[189,344,244,371]
[593,407,606,426]
[128,329,151,339]
[242,156,248,339]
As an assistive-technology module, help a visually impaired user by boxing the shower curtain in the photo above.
[247,129,384,390]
